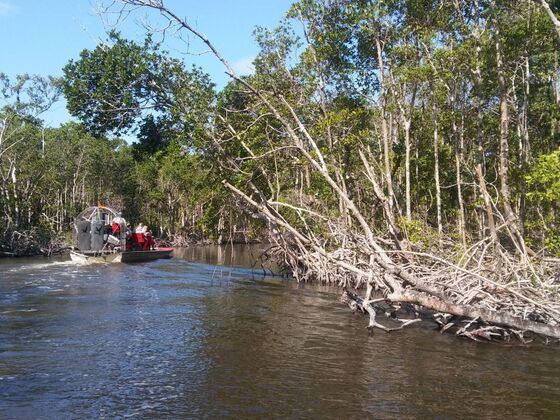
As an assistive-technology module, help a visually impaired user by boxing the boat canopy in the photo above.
[74,205,120,224]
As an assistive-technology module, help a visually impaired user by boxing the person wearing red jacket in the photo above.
[111,212,125,237]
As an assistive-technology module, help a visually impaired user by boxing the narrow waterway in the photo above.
[1,245,559,418]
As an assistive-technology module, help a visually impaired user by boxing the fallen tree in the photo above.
[227,181,560,342]
[104,0,560,342]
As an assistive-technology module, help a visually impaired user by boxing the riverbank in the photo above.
[0,228,68,258]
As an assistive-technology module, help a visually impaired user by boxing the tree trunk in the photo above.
[494,15,529,255]
[376,36,395,215]
[455,113,467,249]
[472,3,499,243]
[404,119,412,220]
[432,100,443,240]
[388,289,560,339]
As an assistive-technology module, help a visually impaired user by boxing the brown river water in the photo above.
[1,245,559,418]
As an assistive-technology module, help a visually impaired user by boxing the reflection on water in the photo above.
[0,246,559,418]
[173,244,280,274]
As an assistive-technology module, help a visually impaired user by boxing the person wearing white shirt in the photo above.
[135,223,145,248]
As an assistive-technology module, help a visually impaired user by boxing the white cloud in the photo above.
[231,56,255,76]
[0,1,18,16]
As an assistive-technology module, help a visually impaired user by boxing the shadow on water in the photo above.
[0,245,559,418]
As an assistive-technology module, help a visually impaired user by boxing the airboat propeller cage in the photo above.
[73,205,126,251]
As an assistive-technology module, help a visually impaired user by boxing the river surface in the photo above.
[1,245,559,418]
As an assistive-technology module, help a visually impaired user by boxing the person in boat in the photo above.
[142,225,155,250]
[111,212,126,237]
[125,223,133,251]
[135,223,145,249]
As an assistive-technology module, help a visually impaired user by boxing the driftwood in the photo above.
[341,289,422,332]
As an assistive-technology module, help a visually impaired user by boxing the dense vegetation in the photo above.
[3,0,559,258]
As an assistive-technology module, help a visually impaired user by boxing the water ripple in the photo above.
[1,248,559,418]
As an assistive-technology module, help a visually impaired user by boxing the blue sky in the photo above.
[0,0,294,128]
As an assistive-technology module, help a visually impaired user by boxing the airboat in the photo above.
[70,205,173,264]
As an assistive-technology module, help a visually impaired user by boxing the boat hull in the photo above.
[70,248,173,264]
[121,248,173,263]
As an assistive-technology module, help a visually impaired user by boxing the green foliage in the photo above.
[62,31,215,140]
[526,150,560,203]
[398,217,439,248]
[62,32,156,134]
[0,104,135,234]
[526,149,560,255]
[6,0,560,253]
[0,72,61,116]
